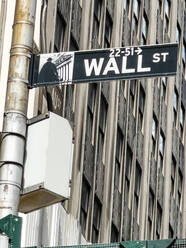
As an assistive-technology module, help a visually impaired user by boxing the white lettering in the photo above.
[122,56,135,73]
[103,58,120,75]
[161,52,169,62]
[153,53,160,63]
[84,58,104,76]
[137,55,151,72]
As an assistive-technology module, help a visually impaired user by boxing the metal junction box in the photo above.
[19,112,73,213]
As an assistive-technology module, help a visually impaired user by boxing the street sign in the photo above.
[29,43,178,88]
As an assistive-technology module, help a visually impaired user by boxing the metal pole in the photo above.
[0,0,36,245]
[0,234,9,248]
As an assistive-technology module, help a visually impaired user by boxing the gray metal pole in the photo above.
[0,0,36,245]
[0,234,9,248]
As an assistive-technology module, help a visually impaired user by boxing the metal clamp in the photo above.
[8,77,29,84]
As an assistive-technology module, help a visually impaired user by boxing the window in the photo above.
[156,202,162,239]
[152,115,158,157]
[169,224,174,238]
[104,11,113,48]
[100,94,107,133]
[158,131,165,170]
[124,145,133,203]
[171,155,176,196]
[141,13,148,44]
[133,0,140,35]
[133,0,140,19]
[178,169,183,207]
[158,0,162,14]
[92,196,102,242]
[164,0,170,17]
[148,189,154,218]
[54,11,66,52]
[182,40,186,78]
[80,177,90,235]
[159,131,165,156]
[69,36,78,51]
[173,88,178,127]
[161,77,167,101]
[164,0,171,32]
[182,41,186,65]
[123,0,130,13]
[139,86,145,131]
[93,0,102,42]
[147,217,152,240]
[87,84,97,142]
[115,127,124,190]
[97,94,108,163]
[134,162,141,219]
[180,104,185,140]
[130,80,136,113]
[111,223,119,242]
[120,80,126,98]
[65,84,74,118]
[176,23,181,43]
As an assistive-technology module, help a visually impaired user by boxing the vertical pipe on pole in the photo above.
[0,0,36,245]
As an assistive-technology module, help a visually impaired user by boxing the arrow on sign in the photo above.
[135,47,142,55]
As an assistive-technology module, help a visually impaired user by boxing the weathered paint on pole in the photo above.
[0,0,36,245]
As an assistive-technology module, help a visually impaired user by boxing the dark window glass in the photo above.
[126,146,132,179]
[134,162,141,219]
[97,94,108,163]
[123,0,130,14]
[148,189,154,218]
[115,127,123,189]
[92,196,102,242]
[161,77,167,101]
[158,131,165,170]
[178,169,183,206]
[176,23,181,43]
[159,131,165,156]
[171,155,176,196]
[111,223,119,242]
[147,217,152,240]
[87,84,97,140]
[173,88,178,127]
[100,94,108,133]
[156,202,162,238]
[130,80,136,112]
[124,145,132,203]
[133,0,140,35]
[80,177,90,235]
[139,86,145,130]
[180,104,185,140]
[104,11,113,48]
[164,0,171,32]
[133,0,140,19]
[141,13,148,45]
[158,0,162,14]
[152,115,158,156]
[93,0,102,41]
[182,41,186,66]
[54,11,66,52]
[169,225,174,238]
[69,36,78,51]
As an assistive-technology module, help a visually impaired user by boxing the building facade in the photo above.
[0,0,186,247]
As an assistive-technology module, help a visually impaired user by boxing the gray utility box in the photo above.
[19,112,74,213]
